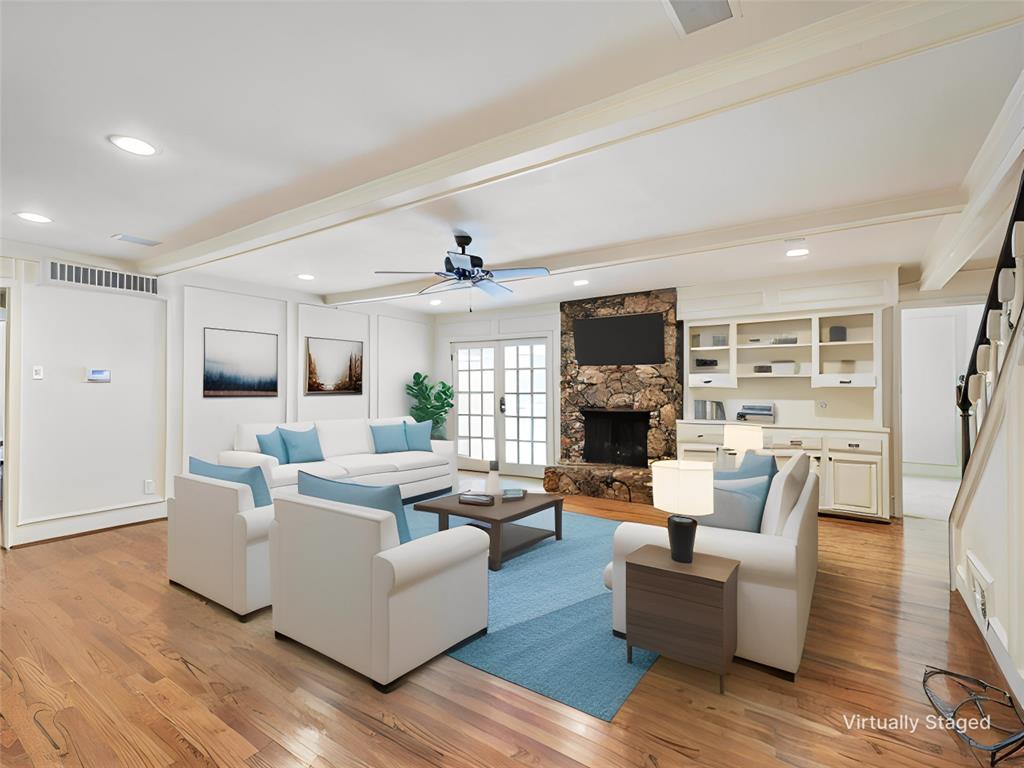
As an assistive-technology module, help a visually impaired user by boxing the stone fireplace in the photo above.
[544,288,680,503]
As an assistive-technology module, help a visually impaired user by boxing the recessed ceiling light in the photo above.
[785,248,810,258]
[296,273,315,281]
[15,211,52,223]
[573,279,590,287]
[108,135,157,156]
[429,299,442,306]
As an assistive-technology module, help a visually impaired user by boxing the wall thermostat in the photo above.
[86,368,111,383]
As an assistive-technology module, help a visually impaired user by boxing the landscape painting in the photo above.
[203,328,279,397]
[306,337,363,395]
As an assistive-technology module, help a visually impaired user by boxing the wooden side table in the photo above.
[625,545,739,694]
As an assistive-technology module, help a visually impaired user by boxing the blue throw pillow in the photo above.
[297,471,411,544]
[404,420,433,452]
[188,457,272,508]
[371,423,409,453]
[278,426,324,463]
[702,475,771,533]
[256,428,289,464]
[715,452,778,483]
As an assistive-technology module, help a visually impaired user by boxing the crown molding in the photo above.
[140,2,1023,278]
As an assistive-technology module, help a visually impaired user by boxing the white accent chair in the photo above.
[167,474,274,620]
[604,452,819,677]
[270,491,489,690]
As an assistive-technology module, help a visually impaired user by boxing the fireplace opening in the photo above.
[582,408,650,467]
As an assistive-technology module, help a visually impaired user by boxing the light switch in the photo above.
[32,365,44,380]
[144,479,155,494]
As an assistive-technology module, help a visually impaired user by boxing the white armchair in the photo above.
[270,491,489,689]
[167,474,274,620]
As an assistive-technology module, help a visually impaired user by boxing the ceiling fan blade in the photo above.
[474,278,513,297]
[445,251,474,271]
[418,279,469,295]
[374,270,439,275]
[488,267,550,281]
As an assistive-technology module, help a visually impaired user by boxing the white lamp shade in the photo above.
[677,460,714,517]
[723,423,764,459]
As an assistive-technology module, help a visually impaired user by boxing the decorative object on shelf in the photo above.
[723,423,763,461]
[485,459,502,495]
[662,461,714,563]
[693,331,727,347]
[305,337,363,395]
[405,372,455,439]
[828,325,848,342]
[203,327,278,398]
[770,336,799,345]
[735,404,775,424]
[922,666,1024,766]
[502,488,527,501]
[694,399,726,420]
[458,492,495,506]
[771,360,798,375]
[753,364,773,374]
[695,357,719,368]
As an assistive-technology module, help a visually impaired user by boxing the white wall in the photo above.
[377,313,433,417]
[3,250,167,546]
[900,304,983,474]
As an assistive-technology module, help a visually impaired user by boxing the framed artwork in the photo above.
[306,337,363,395]
[203,327,279,397]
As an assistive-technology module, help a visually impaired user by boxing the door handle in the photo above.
[499,395,506,414]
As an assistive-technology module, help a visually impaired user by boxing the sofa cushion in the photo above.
[235,421,312,453]
[271,460,348,488]
[387,451,447,471]
[371,423,409,453]
[404,420,433,451]
[315,418,373,457]
[297,471,410,544]
[760,453,810,536]
[326,453,399,477]
[351,465,451,487]
[702,476,771,533]
[257,428,290,464]
[189,456,272,508]
[279,426,324,463]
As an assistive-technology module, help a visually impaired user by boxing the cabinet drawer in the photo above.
[766,434,822,450]
[825,437,882,454]
[812,373,875,388]
[688,373,737,388]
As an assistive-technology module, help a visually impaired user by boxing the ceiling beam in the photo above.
[139,2,1022,277]
[323,188,965,305]
[920,70,1024,290]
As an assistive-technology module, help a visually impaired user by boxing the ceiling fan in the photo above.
[375,233,550,297]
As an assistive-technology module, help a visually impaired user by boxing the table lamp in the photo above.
[666,460,714,563]
[722,423,764,465]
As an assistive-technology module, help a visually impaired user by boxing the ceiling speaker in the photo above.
[666,0,733,34]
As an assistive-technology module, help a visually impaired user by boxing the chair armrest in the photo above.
[430,440,458,490]
[373,526,488,593]
[218,450,278,488]
[236,504,275,543]
[172,473,255,513]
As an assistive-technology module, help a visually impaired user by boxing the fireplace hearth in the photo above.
[582,408,650,468]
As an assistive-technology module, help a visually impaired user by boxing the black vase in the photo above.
[667,515,698,563]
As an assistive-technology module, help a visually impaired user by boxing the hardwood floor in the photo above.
[1,498,1009,767]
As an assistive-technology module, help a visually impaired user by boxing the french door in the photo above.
[451,338,552,477]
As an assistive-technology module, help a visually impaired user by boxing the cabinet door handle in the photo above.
[703,379,712,384]
[839,378,852,384]
[848,442,860,448]
[828,457,833,461]
[789,440,803,447]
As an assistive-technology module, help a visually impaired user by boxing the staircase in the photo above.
[948,168,1024,702]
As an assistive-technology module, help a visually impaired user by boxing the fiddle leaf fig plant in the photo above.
[406,372,455,439]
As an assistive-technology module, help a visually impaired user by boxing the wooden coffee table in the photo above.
[413,492,563,571]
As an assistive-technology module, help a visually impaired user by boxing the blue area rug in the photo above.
[406,505,658,720]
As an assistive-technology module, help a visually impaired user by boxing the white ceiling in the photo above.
[1,0,858,259]
[194,23,1023,300]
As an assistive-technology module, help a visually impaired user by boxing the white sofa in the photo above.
[219,416,457,501]
[604,452,819,676]
[167,473,274,619]
[270,491,489,689]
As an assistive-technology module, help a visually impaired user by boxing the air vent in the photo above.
[664,0,733,35]
[47,260,158,296]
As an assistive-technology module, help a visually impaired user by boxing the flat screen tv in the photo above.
[573,313,665,366]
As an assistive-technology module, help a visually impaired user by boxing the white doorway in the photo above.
[450,338,553,478]
[899,303,983,519]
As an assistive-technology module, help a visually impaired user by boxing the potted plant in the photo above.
[405,372,455,439]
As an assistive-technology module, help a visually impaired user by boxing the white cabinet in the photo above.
[824,452,882,517]
[812,373,876,388]
[688,373,737,389]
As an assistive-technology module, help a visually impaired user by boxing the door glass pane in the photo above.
[505,369,518,393]
[519,418,532,441]
[505,441,518,463]
[532,344,545,367]
[504,346,516,368]
[533,442,546,465]
[532,369,545,392]
[454,346,496,461]
[518,394,532,417]
[518,442,532,465]
[518,369,531,392]
[483,439,496,461]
